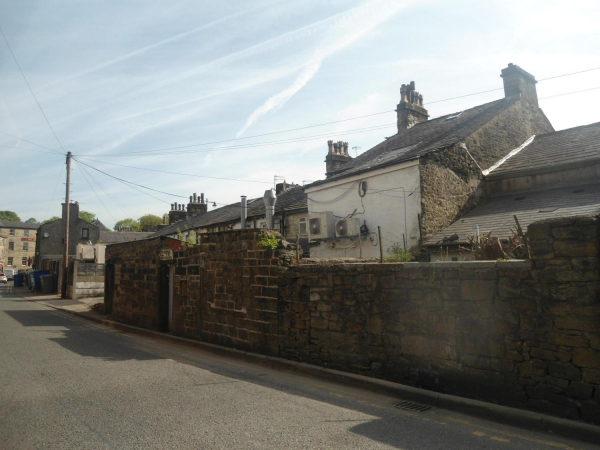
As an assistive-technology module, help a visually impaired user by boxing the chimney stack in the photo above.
[187,191,208,219]
[500,63,538,108]
[396,81,428,131]
[168,201,187,225]
[325,140,352,178]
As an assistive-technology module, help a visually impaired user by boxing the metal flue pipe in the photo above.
[263,189,277,229]
[241,196,248,229]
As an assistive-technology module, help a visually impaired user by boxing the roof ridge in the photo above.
[535,120,600,139]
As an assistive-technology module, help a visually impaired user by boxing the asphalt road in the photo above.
[0,284,596,449]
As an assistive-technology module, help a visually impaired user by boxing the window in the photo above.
[7,257,13,266]
[298,217,307,235]
[82,228,89,239]
[8,242,14,251]
[22,257,27,266]
[9,229,15,236]
[24,230,29,237]
[23,243,28,251]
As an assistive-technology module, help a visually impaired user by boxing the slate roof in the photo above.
[488,121,600,177]
[425,183,600,246]
[92,219,111,232]
[99,231,155,244]
[150,187,307,238]
[306,97,519,187]
[0,220,40,230]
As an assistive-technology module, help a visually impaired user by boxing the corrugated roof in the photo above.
[487,121,600,177]
[306,97,518,187]
[0,220,40,230]
[150,187,307,237]
[425,183,600,245]
[99,231,155,243]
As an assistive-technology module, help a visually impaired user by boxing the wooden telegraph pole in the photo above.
[61,152,72,299]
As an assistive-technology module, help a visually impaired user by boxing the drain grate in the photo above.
[393,400,434,412]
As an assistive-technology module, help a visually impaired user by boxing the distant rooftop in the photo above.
[0,220,40,230]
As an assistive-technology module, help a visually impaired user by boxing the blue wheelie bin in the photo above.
[31,270,51,292]
[13,274,23,287]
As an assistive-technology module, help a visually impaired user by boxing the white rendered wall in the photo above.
[305,161,422,258]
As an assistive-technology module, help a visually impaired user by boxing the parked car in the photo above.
[0,273,7,284]
[4,269,15,280]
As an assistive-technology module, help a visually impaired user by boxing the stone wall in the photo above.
[279,215,600,423]
[170,230,289,356]
[419,144,484,239]
[105,237,179,330]
[105,217,600,423]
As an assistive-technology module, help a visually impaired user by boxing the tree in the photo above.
[79,211,96,223]
[114,218,141,231]
[26,217,37,223]
[139,214,163,229]
[43,216,61,224]
[0,211,21,222]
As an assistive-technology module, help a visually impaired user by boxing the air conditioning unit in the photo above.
[308,212,335,239]
[335,219,360,238]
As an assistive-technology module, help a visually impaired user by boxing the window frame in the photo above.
[7,257,13,266]
[298,217,308,235]
[8,241,14,251]
[24,230,29,237]
[23,242,28,251]
[82,228,90,239]
[21,257,27,266]
[9,229,15,236]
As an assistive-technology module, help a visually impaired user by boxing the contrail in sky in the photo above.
[235,0,412,137]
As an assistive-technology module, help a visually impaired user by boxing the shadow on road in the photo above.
[4,309,161,362]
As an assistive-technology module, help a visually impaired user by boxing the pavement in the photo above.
[2,282,599,449]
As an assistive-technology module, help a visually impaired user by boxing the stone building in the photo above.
[0,220,39,272]
[304,63,554,258]
[35,202,100,270]
[425,121,600,260]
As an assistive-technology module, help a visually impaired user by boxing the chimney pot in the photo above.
[193,193,197,203]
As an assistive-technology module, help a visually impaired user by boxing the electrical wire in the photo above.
[71,66,600,158]
[43,164,64,219]
[0,142,58,155]
[75,159,118,223]
[78,161,137,219]
[0,26,66,155]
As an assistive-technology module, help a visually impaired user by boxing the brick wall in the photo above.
[279,215,600,423]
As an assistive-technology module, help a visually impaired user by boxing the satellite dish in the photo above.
[43,232,49,238]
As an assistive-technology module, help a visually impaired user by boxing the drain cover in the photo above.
[393,400,434,412]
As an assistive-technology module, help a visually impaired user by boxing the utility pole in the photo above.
[61,152,72,299]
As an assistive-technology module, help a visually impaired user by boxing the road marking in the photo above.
[473,431,486,437]
[491,436,510,443]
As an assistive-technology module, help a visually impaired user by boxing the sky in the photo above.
[1,0,599,229]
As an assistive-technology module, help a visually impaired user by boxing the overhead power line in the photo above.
[0,26,66,155]
[71,65,600,158]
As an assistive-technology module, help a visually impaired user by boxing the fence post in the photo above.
[378,226,384,263]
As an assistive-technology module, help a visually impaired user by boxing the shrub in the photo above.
[385,243,414,262]
[257,231,280,251]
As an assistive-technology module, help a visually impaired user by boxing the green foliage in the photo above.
[385,243,414,262]
[257,231,280,251]
[0,211,21,222]
[114,218,141,231]
[26,217,37,223]
[177,229,199,249]
[79,211,96,223]
[43,216,61,224]
[138,214,163,228]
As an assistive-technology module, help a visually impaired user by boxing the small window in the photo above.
[24,230,29,237]
[82,228,89,239]
[299,217,308,235]
[8,242,14,251]
[21,257,27,266]
[9,229,15,236]
[23,243,28,251]
[7,257,13,266]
